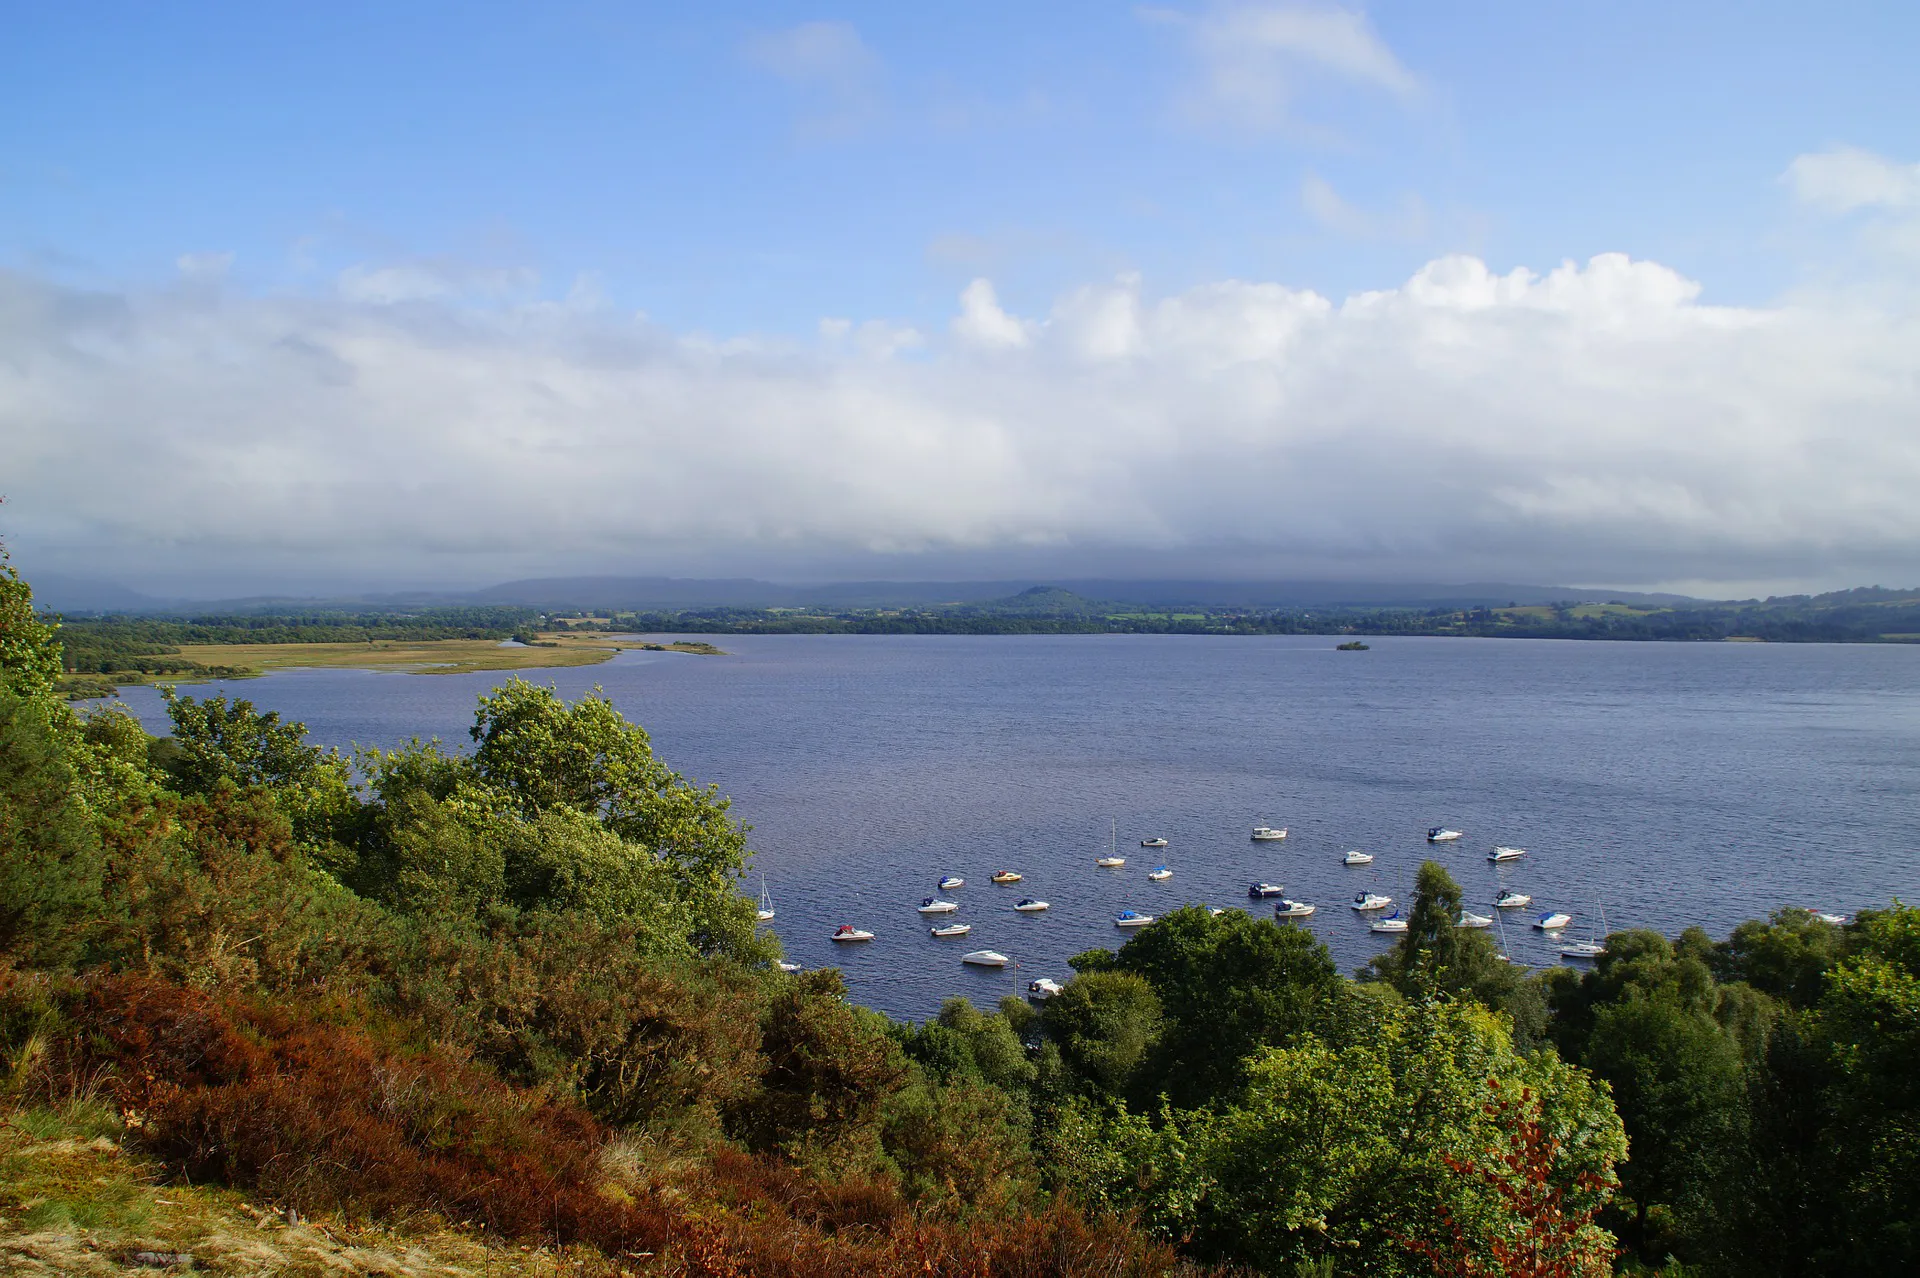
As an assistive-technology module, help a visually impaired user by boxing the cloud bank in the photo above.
[3,217,1919,595]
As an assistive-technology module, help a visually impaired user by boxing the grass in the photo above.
[1,1101,625,1276]
[1494,603,1663,621]
[94,633,727,688]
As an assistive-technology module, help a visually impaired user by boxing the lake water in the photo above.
[102,635,1920,1022]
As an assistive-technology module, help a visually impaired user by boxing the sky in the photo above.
[3,1,1919,598]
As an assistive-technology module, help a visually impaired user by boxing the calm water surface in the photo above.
[106,636,1920,1021]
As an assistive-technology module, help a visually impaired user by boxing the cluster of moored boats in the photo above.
[765,824,1850,979]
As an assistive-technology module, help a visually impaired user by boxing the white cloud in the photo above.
[1158,2,1419,135]
[952,279,1032,348]
[1301,172,1426,240]
[176,251,234,280]
[2,252,1918,594]
[741,21,883,140]
[1785,146,1920,213]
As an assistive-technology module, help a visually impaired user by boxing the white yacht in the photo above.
[1096,855,1126,868]
[917,897,959,914]
[776,960,801,972]
[831,924,875,942]
[756,874,775,922]
[930,922,972,937]
[1559,940,1606,960]
[1097,817,1126,866]
[1455,911,1493,929]
[1370,912,1409,934]
[1013,897,1049,912]
[1147,866,1173,881]
[1488,846,1527,862]
[1027,977,1063,999]
[991,869,1023,883]
[1807,908,1848,925]
[938,875,965,890]
[1427,827,1464,843]
[1350,891,1393,912]
[1494,889,1532,910]
[1342,850,1375,865]
[962,950,1009,967]
[1114,910,1155,928]
[1252,826,1289,841]
[1533,911,1572,931]
[1248,882,1285,898]
[1274,898,1315,918]
[1141,837,1168,848]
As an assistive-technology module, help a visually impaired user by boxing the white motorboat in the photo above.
[991,869,1023,883]
[1488,846,1527,862]
[1427,827,1464,843]
[1147,866,1173,881]
[917,897,959,914]
[930,922,972,937]
[1494,889,1532,909]
[1455,911,1493,929]
[1807,908,1848,925]
[1560,940,1606,960]
[1350,892,1392,912]
[938,875,965,890]
[1533,912,1572,931]
[1141,837,1168,848]
[962,950,1009,967]
[1114,910,1155,928]
[1252,826,1288,841]
[1342,850,1375,865]
[1248,882,1285,898]
[1027,977,1063,999]
[831,925,875,942]
[1274,898,1315,918]
[756,874,776,922]
[1013,897,1049,912]
[1370,912,1409,934]
[776,960,801,972]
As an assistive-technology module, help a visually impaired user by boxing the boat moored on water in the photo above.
[1560,940,1606,960]
[1114,910,1155,928]
[777,960,801,972]
[1370,912,1409,934]
[1248,882,1285,898]
[1096,855,1126,868]
[917,897,959,914]
[1028,977,1063,999]
[1495,889,1532,909]
[930,922,972,937]
[831,925,875,942]
[756,874,776,922]
[962,950,1009,967]
[1351,892,1392,912]
[1274,898,1315,918]
[991,870,1023,883]
[1013,897,1049,912]
[1807,908,1848,925]
[938,875,965,890]
[1533,912,1572,931]
[1427,828,1464,843]
[1488,846,1527,862]
[1342,850,1375,865]
[1252,826,1288,841]
[1141,837,1168,848]
[1148,866,1173,881]
[1455,911,1493,929]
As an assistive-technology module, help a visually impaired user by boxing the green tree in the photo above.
[1040,969,1164,1098]
[0,683,106,968]
[0,536,62,700]
[1112,904,1339,1108]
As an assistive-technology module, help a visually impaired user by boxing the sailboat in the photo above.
[756,875,775,922]
[1095,817,1126,867]
[1560,900,1609,960]
[1493,910,1515,964]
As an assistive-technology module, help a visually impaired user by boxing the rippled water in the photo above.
[103,635,1920,1021]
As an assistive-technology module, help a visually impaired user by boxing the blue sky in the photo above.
[4,3,1920,595]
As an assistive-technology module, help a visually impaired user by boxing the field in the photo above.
[122,634,723,684]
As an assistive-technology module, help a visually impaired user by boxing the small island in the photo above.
[1336,640,1371,651]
